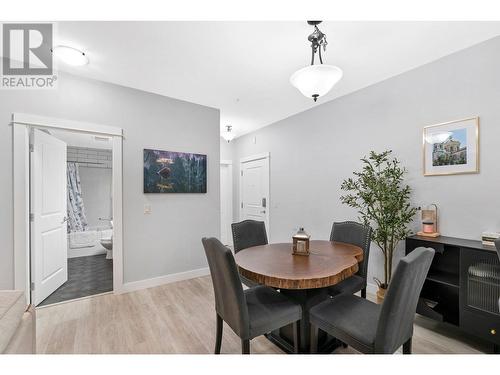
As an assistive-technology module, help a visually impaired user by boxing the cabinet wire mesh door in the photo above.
[467,256,500,315]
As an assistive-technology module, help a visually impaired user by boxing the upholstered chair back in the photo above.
[202,237,249,339]
[330,221,372,279]
[374,247,435,353]
[231,220,268,254]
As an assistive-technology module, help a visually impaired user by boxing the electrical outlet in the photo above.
[144,204,152,214]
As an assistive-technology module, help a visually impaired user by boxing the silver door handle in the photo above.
[260,210,266,214]
[61,216,68,224]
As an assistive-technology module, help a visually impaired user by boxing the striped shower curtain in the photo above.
[67,162,88,232]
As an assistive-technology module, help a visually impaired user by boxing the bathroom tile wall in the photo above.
[67,147,112,169]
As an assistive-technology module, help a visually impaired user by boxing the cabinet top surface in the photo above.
[407,234,498,253]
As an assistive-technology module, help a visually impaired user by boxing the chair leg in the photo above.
[310,324,318,354]
[241,339,250,354]
[292,321,300,354]
[361,288,367,299]
[402,338,412,354]
[214,314,223,354]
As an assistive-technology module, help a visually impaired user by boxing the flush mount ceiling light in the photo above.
[222,125,235,143]
[290,21,343,102]
[52,45,89,66]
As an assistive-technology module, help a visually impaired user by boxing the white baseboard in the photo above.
[366,282,378,295]
[120,267,210,294]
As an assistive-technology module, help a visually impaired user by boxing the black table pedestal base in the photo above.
[264,287,341,354]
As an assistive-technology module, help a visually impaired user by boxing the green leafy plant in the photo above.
[340,150,417,289]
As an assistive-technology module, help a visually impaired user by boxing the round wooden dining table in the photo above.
[235,240,364,353]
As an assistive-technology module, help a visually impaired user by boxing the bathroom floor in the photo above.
[38,254,113,307]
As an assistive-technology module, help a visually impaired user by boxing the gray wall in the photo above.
[220,137,234,161]
[0,70,220,289]
[231,37,500,285]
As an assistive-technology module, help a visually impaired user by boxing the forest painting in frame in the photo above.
[144,149,207,193]
[423,117,479,176]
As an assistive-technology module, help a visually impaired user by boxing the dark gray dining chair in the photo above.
[328,221,372,298]
[495,238,500,311]
[202,237,302,354]
[310,247,434,354]
[231,220,268,287]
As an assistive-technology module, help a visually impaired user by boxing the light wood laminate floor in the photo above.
[36,276,491,354]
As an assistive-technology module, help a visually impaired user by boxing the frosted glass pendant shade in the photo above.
[290,64,343,101]
[221,125,235,143]
[222,131,235,143]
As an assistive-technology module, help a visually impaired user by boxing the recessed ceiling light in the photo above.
[52,45,89,66]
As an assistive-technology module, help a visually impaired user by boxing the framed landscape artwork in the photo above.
[423,117,479,176]
[144,149,207,193]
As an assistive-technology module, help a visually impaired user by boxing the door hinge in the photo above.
[30,282,35,291]
[241,202,243,209]
[241,171,243,176]
[29,144,34,152]
[29,213,34,222]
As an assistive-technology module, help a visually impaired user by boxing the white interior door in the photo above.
[220,162,233,247]
[240,154,269,233]
[31,129,68,306]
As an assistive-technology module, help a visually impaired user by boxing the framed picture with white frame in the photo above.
[423,117,479,176]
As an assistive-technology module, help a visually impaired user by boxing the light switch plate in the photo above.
[144,204,152,214]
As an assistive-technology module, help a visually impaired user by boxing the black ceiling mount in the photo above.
[306,21,328,65]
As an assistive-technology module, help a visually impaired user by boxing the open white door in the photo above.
[31,129,68,306]
[239,154,270,233]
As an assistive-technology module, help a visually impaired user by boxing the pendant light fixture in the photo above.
[221,125,235,143]
[290,21,343,102]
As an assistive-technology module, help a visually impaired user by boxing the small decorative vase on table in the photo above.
[292,227,310,256]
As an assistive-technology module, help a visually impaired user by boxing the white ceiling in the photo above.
[51,21,500,138]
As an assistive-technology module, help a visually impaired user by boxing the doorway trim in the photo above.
[12,113,124,304]
[239,152,270,238]
[220,160,233,247]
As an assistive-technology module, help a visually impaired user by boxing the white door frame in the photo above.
[239,152,270,237]
[220,160,233,246]
[12,113,124,304]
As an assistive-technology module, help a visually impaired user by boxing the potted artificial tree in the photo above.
[340,150,417,301]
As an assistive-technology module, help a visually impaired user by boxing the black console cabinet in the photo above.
[406,235,500,353]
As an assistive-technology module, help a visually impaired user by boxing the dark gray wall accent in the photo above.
[231,37,500,285]
[0,70,220,288]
